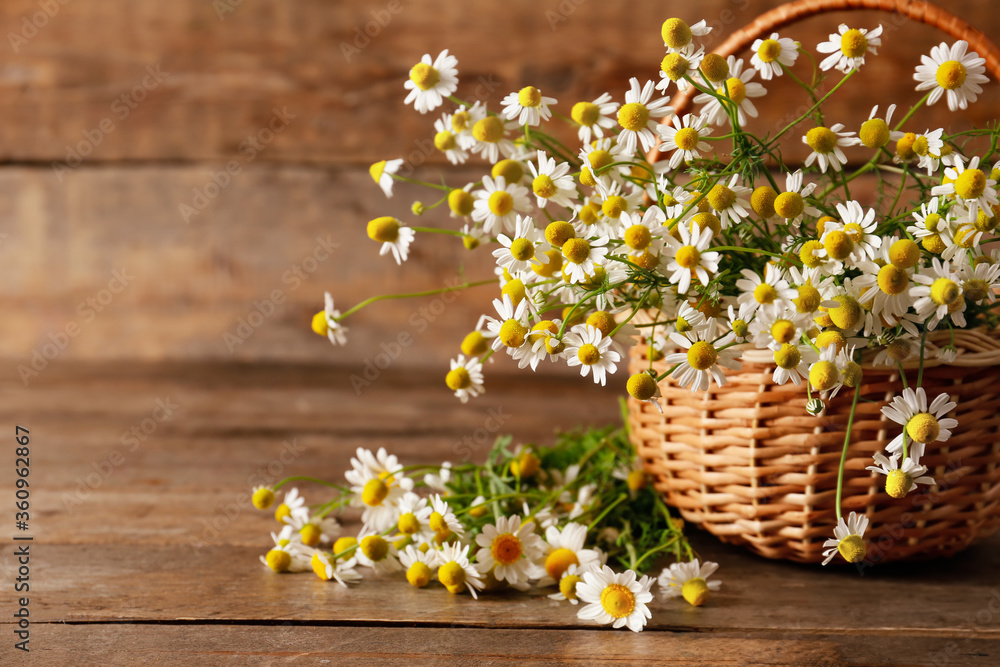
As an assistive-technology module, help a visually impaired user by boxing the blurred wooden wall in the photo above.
[1,0,997,374]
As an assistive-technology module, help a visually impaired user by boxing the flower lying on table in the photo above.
[312,14,999,567]
[251,424,718,632]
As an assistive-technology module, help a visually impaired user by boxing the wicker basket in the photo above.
[629,0,1000,564]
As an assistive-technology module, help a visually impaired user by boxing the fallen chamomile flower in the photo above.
[658,559,721,606]
[576,565,654,632]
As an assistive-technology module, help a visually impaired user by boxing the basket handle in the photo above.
[649,0,1000,161]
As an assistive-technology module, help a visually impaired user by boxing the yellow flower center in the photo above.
[691,212,721,236]
[842,360,863,387]
[511,451,541,478]
[586,311,617,337]
[964,278,989,302]
[448,189,475,217]
[806,127,838,154]
[886,339,911,361]
[626,469,646,491]
[406,562,433,588]
[889,239,920,268]
[708,184,736,211]
[499,319,528,348]
[885,470,913,499]
[828,295,861,329]
[810,360,839,391]
[794,284,821,313]
[559,574,583,600]
[732,318,749,337]
[438,561,466,588]
[473,116,505,143]
[824,230,854,260]
[601,583,637,618]
[446,367,472,391]
[799,240,825,268]
[751,186,777,219]
[922,233,947,254]
[774,192,804,219]
[682,577,710,606]
[571,101,600,126]
[955,168,987,200]
[508,238,535,263]
[877,264,909,295]
[717,77,747,104]
[360,535,389,562]
[518,85,542,108]
[577,343,601,366]
[936,60,968,90]
[906,412,941,443]
[860,118,890,149]
[545,548,580,580]
[252,487,275,510]
[362,478,389,506]
[923,213,942,232]
[840,29,868,58]
[930,278,961,306]
[367,216,400,243]
[434,130,457,151]
[661,52,691,80]
[837,534,866,563]
[815,329,847,351]
[661,17,692,49]
[491,533,523,565]
[618,102,650,132]
[533,174,557,199]
[843,222,865,243]
[409,62,440,91]
[753,282,778,304]
[675,245,701,269]
[488,190,514,216]
[265,548,291,573]
[398,512,421,535]
[620,224,650,251]
[912,136,929,157]
[673,127,701,152]
[545,220,576,247]
[300,523,322,547]
[773,343,801,370]
[687,340,718,370]
[757,38,783,63]
[602,195,628,219]
[563,238,591,264]
[770,319,796,344]
[427,511,448,535]
[700,53,729,81]
[627,372,658,401]
[451,109,471,132]
[274,503,291,523]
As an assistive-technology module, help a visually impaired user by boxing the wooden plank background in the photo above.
[1,0,998,371]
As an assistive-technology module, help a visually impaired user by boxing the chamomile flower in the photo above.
[429,494,465,539]
[437,542,485,598]
[576,565,654,632]
[261,528,313,573]
[803,123,859,173]
[616,77,673,154]
[656,46,705,94]
[773,169,820,224]
[827,200,882,265]
[494,215,547,273]
[854,254,915,328]
[816,24,883,73]
[908,196,954,246]
[310,551,363,585]
[513,319,565,371]
[866,444,936,498]
[475,514,545,588]
[561,234,611,284]
[395,491,434,543]
[502,86,557,126]
[593,174,644,224]
[432,115,469,164]
[527,151,576,210]
[694,57,766,127]
[662,220,720,294]
[960,259,1000,304]
[748,308,800,349]
[771,342,817,386]
[469,113,518,163]
[736,264,799,318]
[403,49,459,114]
[485,293,530,353]
[619,207,667,258]
[726,301,756,340]
[909,257,964,329]
[538,522,601,586]
[881,387,958,454]
[705,173,753,228]
[444,354,484,404]
[366,216,415,265]
[612,456,648,495]
[399,544,438,589]
[548,563,595,604]
[345,448,413,532]
[562,323,621,386]
[313,292,348,346]
[821,512,869,565]
[355,529,402,574]
[473,175,531,236]
[661,17,712,52]
[914,40,990,111]
[369,159,403,198]
[911,128,946,176]
[750,33,799,80]
[572,93,619,144]
[859,104,899,150]
[662,330,742,392]
[273,487,309,525]
[807,345,844,396]
[657,113,713,169]
[658,559,721,606]
[931,156,999,219]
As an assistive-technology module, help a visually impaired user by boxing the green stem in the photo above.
[586,492,628,531]
[411,225,465,237]
[835,381,863,515]
[767,69,856,148]
[337,279,495,320]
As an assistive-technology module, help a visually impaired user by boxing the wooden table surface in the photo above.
[3,361,1000,666]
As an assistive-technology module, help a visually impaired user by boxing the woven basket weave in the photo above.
[629,0,1000,564]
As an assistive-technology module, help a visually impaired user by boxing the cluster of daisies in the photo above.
[252,431,719,632]
[313,16,999,567]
